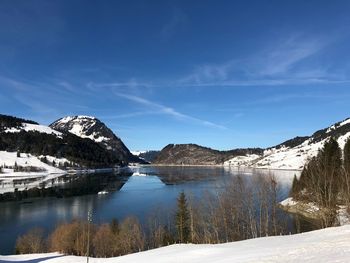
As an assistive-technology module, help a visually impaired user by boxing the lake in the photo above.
[0,166,316,255]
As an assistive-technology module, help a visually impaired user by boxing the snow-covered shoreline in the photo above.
[279,197,350,225]
[0,151,127,195]
[2,225,350,262]
[0,151,69,194]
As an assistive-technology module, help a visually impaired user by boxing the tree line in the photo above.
[0,131,123,167]
[15,174,289,257]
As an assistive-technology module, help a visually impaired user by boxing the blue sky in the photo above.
[1,0,350,151]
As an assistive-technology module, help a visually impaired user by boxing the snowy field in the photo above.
[1,225,350,262]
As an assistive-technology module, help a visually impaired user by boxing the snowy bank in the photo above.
[279,197,350,224]
[2,225,350,262]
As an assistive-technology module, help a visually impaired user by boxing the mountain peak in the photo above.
[50,115,134,163]
[55,115,96,124]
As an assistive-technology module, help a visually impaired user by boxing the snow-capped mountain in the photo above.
[50,115,135,163]
[1,114,124,169]
[225,118,350,170]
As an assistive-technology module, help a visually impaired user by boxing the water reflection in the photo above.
[0,166,310,255]
[0,170,131,201]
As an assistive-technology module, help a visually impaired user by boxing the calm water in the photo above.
[0,166,308,254]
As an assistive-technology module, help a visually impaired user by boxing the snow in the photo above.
[54,116,109,144]
[224,131,350,171]
[2,225,350,262]
[131,150,146,156]
[58,115,96,124]
[279,197,350,222]
[337,206,350,225]
[279,197,298,207]
[38,155,70,167]
[0,151,67,194]
[4,123,62,137]
[326,118,350,133]
[132,172,147,176]
[223,154,261,167]
[337,132,350,150]
[69,123,109,142]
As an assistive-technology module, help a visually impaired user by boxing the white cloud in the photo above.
[113,92,227,130]
[180,34,347,86]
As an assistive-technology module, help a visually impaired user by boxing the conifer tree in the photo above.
[293,138,342,208]
[343,139,350,201]
[344,139,350,176]
[318,138,342,208]
[175,192,190,243]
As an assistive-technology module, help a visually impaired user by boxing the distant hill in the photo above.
[153,144,263,165]
[131,150,160,163]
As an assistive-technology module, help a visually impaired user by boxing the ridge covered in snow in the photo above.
[2,225,350,262]
[225,118,350,170]
[4,123,62,137]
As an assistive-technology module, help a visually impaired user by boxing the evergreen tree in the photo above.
[318,138,342,208]
[290,174,300,198]
[175,192,190,243]
[343,139,350,201]
[293,138,342,207]
[344,139,350,176]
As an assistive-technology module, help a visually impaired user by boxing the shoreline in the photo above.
[146,163,302,172]
[279,197,350,225]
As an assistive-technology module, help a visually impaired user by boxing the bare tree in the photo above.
[16,227,46,254]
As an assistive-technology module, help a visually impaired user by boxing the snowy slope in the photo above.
[50,116,108,142]
[0,151,66,174]
[225,118,350,170]
[2,225,350,262]
[4,123,62,137]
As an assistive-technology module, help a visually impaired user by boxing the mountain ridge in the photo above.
[155,117,350,169]
[50,115,142,164]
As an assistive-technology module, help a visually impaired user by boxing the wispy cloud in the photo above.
[0,75,93,123]
[256,35,326,76]
[113,92,227,130]
[102,111,158,120]
[180,34,348,86]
